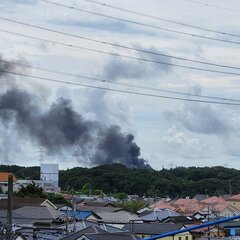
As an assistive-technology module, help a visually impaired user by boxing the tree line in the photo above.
[0,164,239,198]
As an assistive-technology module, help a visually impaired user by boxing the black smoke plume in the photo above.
[0,58,151,169]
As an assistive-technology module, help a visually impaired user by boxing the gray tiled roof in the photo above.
[60,226,108,240]
[0,198,47,210]
[96,211,140,223]
[0,209,29,224]
[14,206,63,220]
[142,209,180,222]
[123,223,183,235]
[77,206,122,213]
[78,233,139,240]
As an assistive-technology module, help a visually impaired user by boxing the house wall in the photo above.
[0,182,17,193]
[227,201,240,211]
[219,208,238,217]
[137,231,193,240]
[200,206,238,218]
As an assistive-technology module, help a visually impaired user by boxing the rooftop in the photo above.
[0,172,17,182]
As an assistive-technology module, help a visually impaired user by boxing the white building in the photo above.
[17,179,60,193]
[40,163,59,188]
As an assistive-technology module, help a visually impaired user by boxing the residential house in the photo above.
[163,216,201,225]
[219,221,240,237]
[186,225,224,239]
[137,207,152,217]
[0,197,57,210]
[123,223,193,240]
[77,233,139,240]
[150,201,177,211]
[193,195,209,202]
[14,219,137,240]
[0,206,65,227]
[76,205,141,228]
[0,172,17,193]
[226,194,240,210]
[150,198,204,216]
[59,208,101,222]
[60,225,138,240]
[142,209,180,222]
[200,196,226,205]
[199,202,239,218]
[60,225,109,240]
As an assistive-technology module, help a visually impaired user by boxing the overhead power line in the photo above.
[1,69,240,106]
[2,58,240,103]
[184,0,240,13]
[1,28,240,77]
[83,0,240,38]
[1,16,240,71]
[39,0,240,46]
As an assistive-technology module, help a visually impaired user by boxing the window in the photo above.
[178,237,181,240]
[186,236,189,240]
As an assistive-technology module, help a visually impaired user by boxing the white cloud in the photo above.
[1,0,240,169]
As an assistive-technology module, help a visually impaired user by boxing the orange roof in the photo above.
[176,202,204,214]
[174,198,197,206]
[200,202,237,213]
[0,173,17,182]
[227,194,240,201]
[150,201,177,211]
[201,196,226,204]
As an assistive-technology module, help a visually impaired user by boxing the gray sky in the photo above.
[1,0,240,169]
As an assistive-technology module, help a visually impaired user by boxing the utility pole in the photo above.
[6,174,13,240]
[229,180,233,196]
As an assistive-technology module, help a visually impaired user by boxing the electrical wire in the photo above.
[2,58,240,103]
[1,28,240,76]
[39,0,240,46]
[1,69,240,106]
[1,16,240,71]
[82,0,240,38]
[184,0,240,13]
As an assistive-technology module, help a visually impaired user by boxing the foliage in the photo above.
[0,165,39,180]
[46,193,68,204]
[81,183,92,195]
[15,182,46,198]
[117,200,146,214]
[2,164,240,198]
[113,192,128,200]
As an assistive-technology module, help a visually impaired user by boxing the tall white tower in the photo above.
[40,163,59,188]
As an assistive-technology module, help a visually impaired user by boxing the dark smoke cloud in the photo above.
[0,59,150,169]
[93,126,148,168]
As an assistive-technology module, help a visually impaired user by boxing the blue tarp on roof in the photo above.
[60,210,93,220]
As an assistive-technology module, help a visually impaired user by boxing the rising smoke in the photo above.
[0,56,151,169]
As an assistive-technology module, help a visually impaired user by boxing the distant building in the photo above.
[0,172,17,193]
[40,163,59,188]
[17,179,60,193]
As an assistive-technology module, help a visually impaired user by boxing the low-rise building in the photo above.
[123,222,193,240]
[0,172,17,193]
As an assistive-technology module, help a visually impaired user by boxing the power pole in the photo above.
[6,174,13,240]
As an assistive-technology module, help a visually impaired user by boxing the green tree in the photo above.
[81,183,92,195]
[46,193,68,204]
[16,182,46,198]
[113,192,128,200]
[117,200,146,214]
